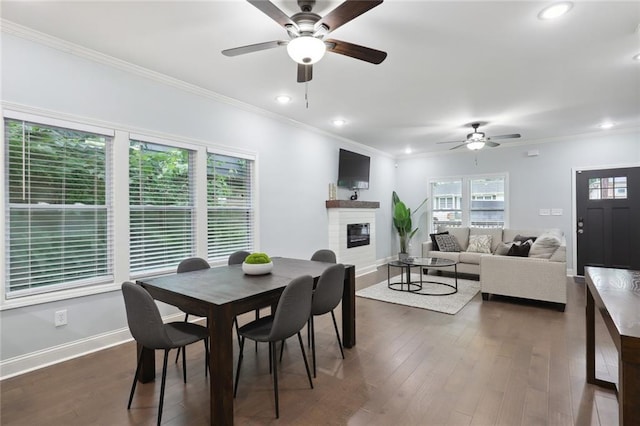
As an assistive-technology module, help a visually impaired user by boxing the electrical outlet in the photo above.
[54,309,67,327]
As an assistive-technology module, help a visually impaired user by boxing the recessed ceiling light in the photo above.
[332,119,347,126]
[599,122,615,129]
[275,95,291,104]
[633,53,640,62]
[405,147,412,154]
[538,2,573,20]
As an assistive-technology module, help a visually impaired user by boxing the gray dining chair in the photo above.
[174,257,210,364]
[233,275,314,419]
[121,281,209,426]
[310,249,337,263]
[308,263,346,377]
[228,250,250,265]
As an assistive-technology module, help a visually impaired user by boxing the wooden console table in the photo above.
[585,266,640,425]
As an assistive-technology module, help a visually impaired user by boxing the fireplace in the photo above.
[347,223,370,248]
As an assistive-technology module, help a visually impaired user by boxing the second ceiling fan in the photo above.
[437,123,521,150]
[222,0,387,83]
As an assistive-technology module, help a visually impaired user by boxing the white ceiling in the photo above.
[2,0,639,156]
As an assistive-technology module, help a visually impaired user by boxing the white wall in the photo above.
[0,32,396,373]
[396,132,640,268]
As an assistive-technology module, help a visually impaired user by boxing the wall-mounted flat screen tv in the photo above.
[337,148,370,190]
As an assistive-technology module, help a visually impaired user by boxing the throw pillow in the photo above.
[507,240,532,257]
[514,234,537,243]
[529,232,561,259]
[466,234,492,253]
[494,242,512,256]
[434,234,461,252]
[429,231,449,251]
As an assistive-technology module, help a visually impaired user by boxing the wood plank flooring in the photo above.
[1,267,619,425]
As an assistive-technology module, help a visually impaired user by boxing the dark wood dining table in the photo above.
[136,257,356,425]
[585,266,640,425]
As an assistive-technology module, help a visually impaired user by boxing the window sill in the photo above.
[1,282,122,311]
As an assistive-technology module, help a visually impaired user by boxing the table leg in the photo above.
[342,265,356,348]
[620,358,640,425]
[210,304,234,425]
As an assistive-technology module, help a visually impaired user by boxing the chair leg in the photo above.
[297,332,314,390]
[311,316,317,378]
[307,318,312,348]
[279,339,285,362]
[157,350,170,426]
[182,345,187,383]
[175,313,189,363]
[271,341,279,419]
[255,309,259,352]
[233,317,242,349]
[330,310,345,359]
[233,337,245,398]
[127,350,144,409]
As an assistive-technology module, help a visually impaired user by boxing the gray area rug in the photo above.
[356,273,480,315]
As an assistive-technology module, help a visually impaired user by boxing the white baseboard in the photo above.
[0,312,184,380]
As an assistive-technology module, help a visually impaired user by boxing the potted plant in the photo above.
[242,252,273,275]
[392,191,428,260]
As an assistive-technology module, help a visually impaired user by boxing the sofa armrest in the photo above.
[422,241,434,257]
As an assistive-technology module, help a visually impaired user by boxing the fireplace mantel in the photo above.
[325,200,380,209]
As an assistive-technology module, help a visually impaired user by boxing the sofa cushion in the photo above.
[428,251,460,262]
[429,231,449,251]
[470,227,502,253]
[507,240,532,257]
[459,251,483,264]
[529,231,562,259]
[467,234,492,253]
[434,234,461,252]
[445,227,469,250]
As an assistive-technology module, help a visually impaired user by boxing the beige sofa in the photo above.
[421,227,567,311]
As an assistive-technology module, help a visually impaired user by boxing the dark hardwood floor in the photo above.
[1,267,619,425]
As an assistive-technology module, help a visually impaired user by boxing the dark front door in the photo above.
[576,167,640,276]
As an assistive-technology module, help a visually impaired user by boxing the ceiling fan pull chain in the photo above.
[305,81,309,109]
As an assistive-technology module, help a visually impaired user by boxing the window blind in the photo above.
[129,140,194,274]
[470,177,505,228]
[5,118,112,297]
[206,153,254,259]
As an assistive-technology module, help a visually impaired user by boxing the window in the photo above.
[129,139,194,275]
[429,175,507,232]
[206,153,254,259]
[431,180,462,229]
[588,177,627,200]
[4,117,112,298]
[470,177,505,227]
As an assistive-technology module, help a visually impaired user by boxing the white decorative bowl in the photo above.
[242,261,273,275]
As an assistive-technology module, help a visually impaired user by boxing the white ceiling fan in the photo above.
[437,123,521,150]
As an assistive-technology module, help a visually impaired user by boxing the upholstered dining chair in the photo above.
[308,263,346,377]
[228,250,250,265]
[233,275,314,419]
[174,257,210,364]
[121,281,209,426]
[310,249,337,263]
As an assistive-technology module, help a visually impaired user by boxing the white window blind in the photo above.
[431,179,463,231]
[5,118,112,298]
[206,153,254,259]
[470,177,505,227]
[129,140,195,274]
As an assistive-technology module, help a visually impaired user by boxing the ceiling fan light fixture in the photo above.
[538,2,573,20]
[467,141,485,151]
[287,36,326,64]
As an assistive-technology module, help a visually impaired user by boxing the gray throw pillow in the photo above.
[434,234,461,252]
[494,242,512,256]
[529,233,561,259]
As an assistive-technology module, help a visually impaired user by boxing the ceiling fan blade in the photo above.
[316,0,383,33]
[436,140,464,145]
[222,40,286,57]
[325,39,387,64]
[449,143,467,150]
[489,133,521,140]
[297,64,313,83]
[485,141,500,148]
[247,0,295,28]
